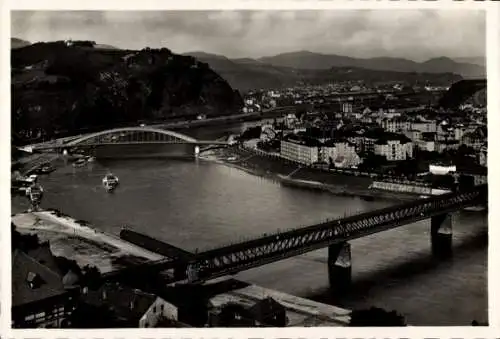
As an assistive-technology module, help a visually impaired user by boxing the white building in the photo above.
[411,120,437,133]
[320,140,361,168]
[260,125,277,142]
[380,118,411,133]
[479,144,487,167]
[342,103,353,114]
[280,138,319,165]
[374,138,414,161]
[139,297,178,328]
[429,164,456,176]
[416,140,435,152]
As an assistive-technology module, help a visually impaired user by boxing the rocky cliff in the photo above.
[11,41,243,144]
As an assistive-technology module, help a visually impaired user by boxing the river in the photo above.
[11,121,488,326]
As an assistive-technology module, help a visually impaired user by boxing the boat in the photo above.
[26,183,44,210]
[38,163,55,174]
[73,158,87,167]
[13,174,39,194]
[102,173,119,192]
[86,156,96,163]
[463,206,487,212]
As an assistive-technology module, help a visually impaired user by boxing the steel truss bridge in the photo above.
[104,184,487,284]
[24,127,229,152]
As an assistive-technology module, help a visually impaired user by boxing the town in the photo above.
[10,9,489,331]
[236,81,487,192]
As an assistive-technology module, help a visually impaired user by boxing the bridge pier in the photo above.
[431,213,453,257]
[174,264,188,280]
[328,242,352,294]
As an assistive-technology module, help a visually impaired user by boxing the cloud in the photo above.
[11,10,486,60]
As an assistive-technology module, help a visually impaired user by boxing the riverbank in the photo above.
[206,146,419,202]
[13,152,61,176]
[12,209,353,326]
[12,209,163,272]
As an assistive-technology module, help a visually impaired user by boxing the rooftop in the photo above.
[12,249,69,307]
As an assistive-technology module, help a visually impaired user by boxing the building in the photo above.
[260,125,277,142]
[404,129,422,142]
[462,126,487,151]
[83,282,181,328]
[342,102,353,114]
[139,296,180,328]
[411,120,437,133]
[429,163,457,175]
[374,135,413,161]
[380,118,411,133]
[435,140,460,153]
[208,296,287,327]
[320,139,361,168]
[280,136,320,165]
[416,140,435,152]
[12,249,79,328]
[479,144,487,167]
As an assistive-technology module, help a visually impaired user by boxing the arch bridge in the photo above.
[29,127,230,152]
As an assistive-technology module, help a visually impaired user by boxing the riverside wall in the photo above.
[370,181,451,196]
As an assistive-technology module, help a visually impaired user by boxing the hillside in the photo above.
[184,52,463,93]
[11,38,31,49]
[258,51,485,78]
[453,56,486,67]
[11,41,243,144]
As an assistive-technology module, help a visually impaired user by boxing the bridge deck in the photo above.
[103,185,487,284]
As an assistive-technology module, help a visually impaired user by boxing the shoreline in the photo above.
[12,209,163,267]
[205,146,420,202]
[12,209,353,326]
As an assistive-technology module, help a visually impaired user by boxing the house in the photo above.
[83,282,179,327]
[320,139,361,168]
[462,126,487,151]
[208,296,287,327]
[479,144,487,167]
[380,118,411,133]
[247,297,287,327]
[374,135,413,161]
[411,120,437,133]
[12,249,79,328]
[280,135,320,165]
[435,140,460,153]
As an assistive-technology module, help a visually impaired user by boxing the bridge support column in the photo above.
[431,213,453,257]
[174,263,188,280]
[328,242,352,294]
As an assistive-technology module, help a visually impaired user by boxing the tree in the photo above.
[81,265,102,289]
[12,223,41,252]
[349,307,406,326]
[359,153,387,172]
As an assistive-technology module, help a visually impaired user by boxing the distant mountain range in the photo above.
[183,51,471,92]
[256,51,485,77]
[11,38,484,93]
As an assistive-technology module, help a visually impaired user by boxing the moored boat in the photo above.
[102,173,119,192]
[26,183,44,211]
[73,158,87,167]
[463,206,487,212]
[38,163,55,174]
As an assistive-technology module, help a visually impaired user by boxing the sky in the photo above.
[11,10,486,61]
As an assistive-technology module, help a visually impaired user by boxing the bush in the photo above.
[12,223,41,251]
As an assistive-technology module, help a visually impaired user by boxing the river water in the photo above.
[11,122,488,326]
